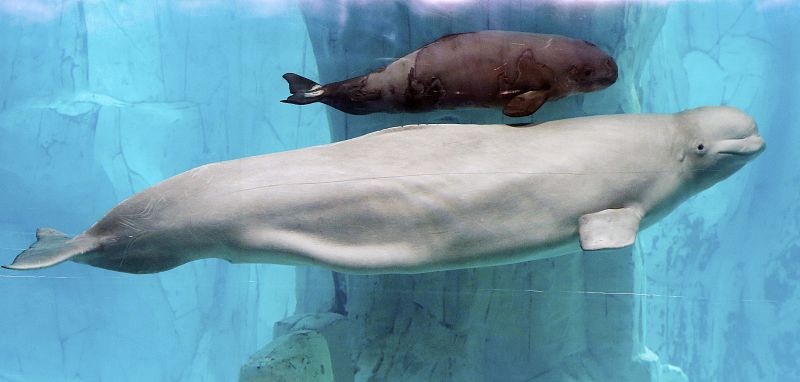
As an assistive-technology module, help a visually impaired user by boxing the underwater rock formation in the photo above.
[0,2,326,380]
[635,2,800,381]
[288,1,799,381]
[287,2,688,381]
[239,330,334,382]
[273,313,354,382]
[283,249,690,382]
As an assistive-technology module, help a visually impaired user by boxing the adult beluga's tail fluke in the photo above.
[281,73,325,105]
[2,228,95,270]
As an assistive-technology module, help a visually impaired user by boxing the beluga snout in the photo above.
[717,134,765,157]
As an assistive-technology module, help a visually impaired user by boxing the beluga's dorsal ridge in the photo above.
[4,107,763,274]
[281,31,618,117]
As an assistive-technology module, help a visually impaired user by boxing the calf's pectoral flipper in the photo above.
[3,228,97,270]
[503,91,549,117]
[578,208,643,251]
[501,49,554,118]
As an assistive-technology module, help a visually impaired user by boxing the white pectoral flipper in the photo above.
[578,208,643,251]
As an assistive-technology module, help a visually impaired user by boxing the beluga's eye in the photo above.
[696,143,706,154]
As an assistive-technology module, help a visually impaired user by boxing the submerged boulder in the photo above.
[239,330,334,382]
[274,313,355,382]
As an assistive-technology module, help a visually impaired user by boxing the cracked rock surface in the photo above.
[290,1,799,381]
[239,330,334,382]
[0,2,327,381]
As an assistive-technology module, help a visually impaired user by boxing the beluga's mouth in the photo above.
[717,134,766,156]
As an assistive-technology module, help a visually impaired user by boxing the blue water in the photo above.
[0,1,798,381]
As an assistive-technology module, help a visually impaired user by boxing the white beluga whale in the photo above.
[4,106,764,274]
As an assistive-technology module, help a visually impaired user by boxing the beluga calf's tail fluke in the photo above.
[281,73,325,105]
[3,228,95,270]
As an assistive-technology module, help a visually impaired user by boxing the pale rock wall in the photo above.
[239,330,334,382]
[638,2,800,381]
[290,1,681,381]
[0,2,327,381]
[287,1,799,381]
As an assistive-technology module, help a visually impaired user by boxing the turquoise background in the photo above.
[0,1,798,381]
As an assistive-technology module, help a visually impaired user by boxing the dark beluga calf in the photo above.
[281,30,618,117]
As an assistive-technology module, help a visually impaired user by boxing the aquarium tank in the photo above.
[0,0,798,381]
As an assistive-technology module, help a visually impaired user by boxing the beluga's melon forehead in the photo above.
[677,106,758,140]
[672,106,764,193]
